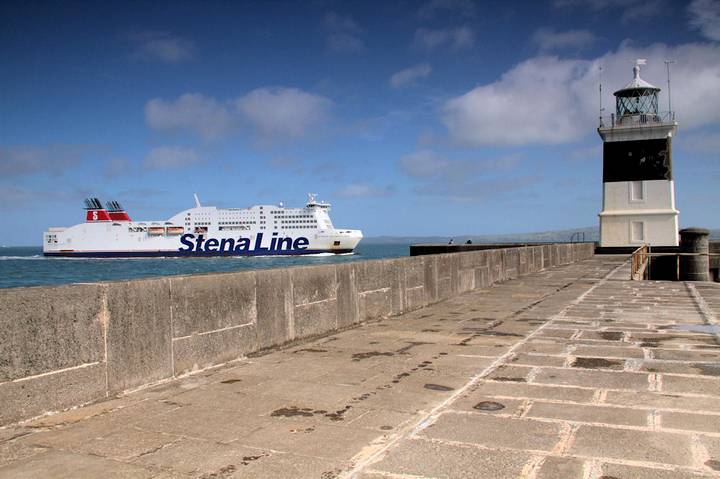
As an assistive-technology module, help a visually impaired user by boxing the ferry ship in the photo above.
[43,194,363,257]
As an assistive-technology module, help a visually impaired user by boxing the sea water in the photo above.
[0,243,410,289]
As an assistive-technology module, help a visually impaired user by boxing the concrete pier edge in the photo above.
[0,243,593,427]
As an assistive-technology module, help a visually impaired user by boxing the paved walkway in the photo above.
[1,256,719,478]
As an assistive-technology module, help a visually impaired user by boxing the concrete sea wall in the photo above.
[0,243,594,426]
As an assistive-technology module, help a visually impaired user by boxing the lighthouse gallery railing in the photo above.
[599,111,675,129]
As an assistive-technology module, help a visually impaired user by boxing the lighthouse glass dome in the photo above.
[613,63,660,117]
[615,88,659,116]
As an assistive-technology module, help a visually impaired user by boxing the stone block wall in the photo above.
[0,242,594,425]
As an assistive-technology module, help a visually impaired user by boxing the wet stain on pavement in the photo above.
[325,405,352,421]
[478,331,524,337]
[352,351,394,361]
[473,401,505,411]
[271,407,315,417]
[289,427,315,433]
[202,464,237,478]
[692,363,720,376]
[572,357,623,369]
[293,348,328,354]
[706,459,720,471]
[220,379,242,384]
[240,453,269,465]
[424,383,454,391]
[271,405,352,421]
[598,331,623,341]
[396,341,433,354]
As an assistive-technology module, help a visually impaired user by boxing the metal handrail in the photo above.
[599,111,675,129]
[569,232,585,243]
[630,244,649,280]
[633,252,720,257]
[630,250,718,281]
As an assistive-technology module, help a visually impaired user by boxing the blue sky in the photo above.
[1,0,719,245]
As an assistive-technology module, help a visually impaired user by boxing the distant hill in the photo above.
[365,227,720,245]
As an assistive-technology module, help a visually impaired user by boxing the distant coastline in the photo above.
[5,226,720,249]
[365,227,720,245]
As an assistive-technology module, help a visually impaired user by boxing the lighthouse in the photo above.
[598,59,679,249]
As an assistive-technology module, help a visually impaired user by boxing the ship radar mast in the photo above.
[306,193,331,209]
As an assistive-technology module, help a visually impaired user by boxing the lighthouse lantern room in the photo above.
[597,59,679,248]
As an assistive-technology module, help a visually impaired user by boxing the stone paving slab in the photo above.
[1,255,719,478]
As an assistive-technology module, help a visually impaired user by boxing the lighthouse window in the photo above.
[631,221,645,242]
[630,181,644,201]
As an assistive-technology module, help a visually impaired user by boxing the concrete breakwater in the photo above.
[0,243,593,426]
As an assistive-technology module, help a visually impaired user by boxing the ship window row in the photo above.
[219,226,251,231]
[276,215,313,219]
[269,210,304,214]
[219,221,256,225]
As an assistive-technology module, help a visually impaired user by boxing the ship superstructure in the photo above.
[43,194,362,257]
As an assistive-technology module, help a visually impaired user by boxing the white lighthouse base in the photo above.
[599,179,679,247]
[599,210,678,247]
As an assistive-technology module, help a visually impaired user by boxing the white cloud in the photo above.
[324,12,364,53]
[0,186,43,206]
[442,42,720,146]
[0,186,77,209]
[398,150,524,201]
[104,157,133,177]
[145,93,233,141]
[678,130,720,152]
[399,150,450,178]
[235,87,333,139]
[144,147,201,170]
[532,28,597,53]
[336,183,395,197]
[0,145,93,177]
[414,27,474,51]
[553,0,665,22]
[390,63,432,88]
[413,175,539,200]
[688,0,720,41]
[127,31,196,64]
[443,56,588,146]
[418,0,477,18]
[145,88,333,142]
[399,150,518,180]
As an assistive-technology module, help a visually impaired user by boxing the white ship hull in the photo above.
[43,195,362,258]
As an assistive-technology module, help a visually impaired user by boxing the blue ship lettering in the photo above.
[179,233,310,253]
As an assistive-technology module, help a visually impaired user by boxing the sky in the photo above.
[1,0,719,245]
